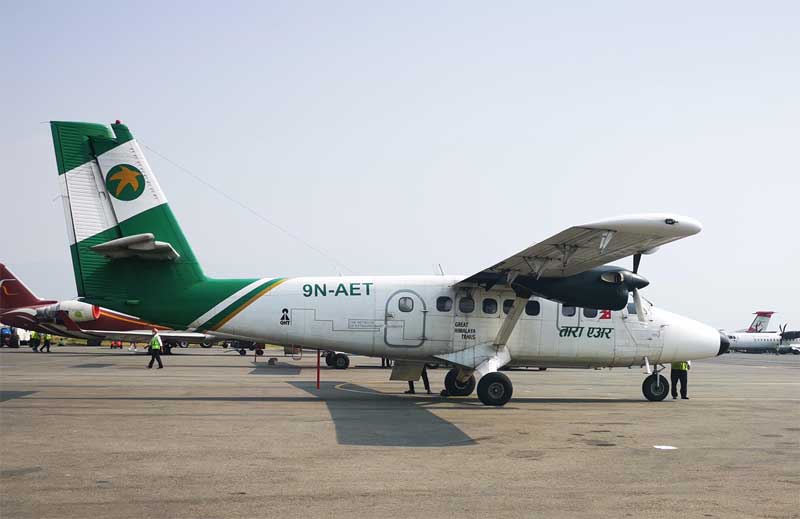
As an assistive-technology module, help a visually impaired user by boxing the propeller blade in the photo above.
[633,253,642,274]
[632,288,645,322]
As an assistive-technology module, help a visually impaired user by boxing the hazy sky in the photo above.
[2,1,798,331]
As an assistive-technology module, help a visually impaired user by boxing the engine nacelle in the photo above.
[36,301,100,323]
[515,266,647,311]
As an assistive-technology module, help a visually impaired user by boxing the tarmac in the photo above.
[1,346,798,519]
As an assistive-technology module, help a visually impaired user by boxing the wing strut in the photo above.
[471,295,529,377]
[436,293,529,377]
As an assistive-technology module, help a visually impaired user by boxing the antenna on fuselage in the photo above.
[437,264,445,276]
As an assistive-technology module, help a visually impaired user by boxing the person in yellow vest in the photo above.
[148,328,164,369]
[30,331,40,351]
[670,360,690,399]
[39,333,52,353]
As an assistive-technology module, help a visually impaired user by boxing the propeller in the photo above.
[779,323,788,346]
[631,253,645,321]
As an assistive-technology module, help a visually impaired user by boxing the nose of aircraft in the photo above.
[718,333,730,356]
[658,309,724,362]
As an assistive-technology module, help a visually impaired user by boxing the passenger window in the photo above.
[583,308,598,318]
[436,296,453,312]
[503,299,514,314]
[459,297,475,313]
[483,298,498,314]
[525,301,540,316]
[398,297,413,312]
[562,306,576,317]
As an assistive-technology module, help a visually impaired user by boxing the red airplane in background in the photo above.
[1,263,215,352]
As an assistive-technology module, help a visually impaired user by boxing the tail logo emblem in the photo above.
[106,164,146,201]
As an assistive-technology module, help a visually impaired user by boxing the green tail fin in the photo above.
[51,120,260,329]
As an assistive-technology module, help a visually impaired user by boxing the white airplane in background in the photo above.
[726,312,800,354]
[48,120,730,406]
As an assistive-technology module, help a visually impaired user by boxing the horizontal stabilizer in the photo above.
[90,233,180,261]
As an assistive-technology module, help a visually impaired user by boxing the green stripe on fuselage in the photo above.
[196,278,286,332]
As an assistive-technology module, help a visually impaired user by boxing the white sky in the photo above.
[1,1,798,331]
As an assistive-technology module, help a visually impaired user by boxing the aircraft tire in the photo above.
[238,349,247,356]
[444,369,475,397]
[334,353,350,370]
[642,374,669,401]
[477,372,513,406]
[325,352,335,367]
[201,342,213,349]
[255,349,264,356]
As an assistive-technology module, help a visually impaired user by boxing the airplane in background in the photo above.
[725,311,800,354]
[47,120,729,406]
[0,263,216,353]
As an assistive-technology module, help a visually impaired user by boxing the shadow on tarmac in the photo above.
[249,362,302,375]
[290,381,476,447]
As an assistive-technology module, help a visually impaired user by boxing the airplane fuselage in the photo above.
[726,332,800,354]
[206,275,723,367]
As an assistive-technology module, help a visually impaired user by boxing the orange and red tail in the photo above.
[0,264,54,310]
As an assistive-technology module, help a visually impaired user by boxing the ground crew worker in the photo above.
[670,360,690,399]
[39,333,52,353]
[405,365,432,395]
[29,331,40,351]
[147,328,163,369]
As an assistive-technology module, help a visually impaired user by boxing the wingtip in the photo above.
[585,213,703,237]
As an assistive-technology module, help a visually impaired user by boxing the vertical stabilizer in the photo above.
[50,121,262,329]
[747,311,775,333]
[0,264,55,310]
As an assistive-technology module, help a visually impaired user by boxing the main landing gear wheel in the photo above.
[477,372,513,406]
[444,369,476,397]
[324,352,335,367]
[642,374,669,401]
[238,349,247,356]
[334,353,350,370]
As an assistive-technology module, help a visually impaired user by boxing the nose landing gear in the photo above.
[641,359,670,401]
[642,374,669,401]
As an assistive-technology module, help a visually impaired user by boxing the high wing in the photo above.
[457,214,701,287]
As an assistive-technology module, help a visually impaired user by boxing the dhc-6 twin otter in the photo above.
[49,120,730,406]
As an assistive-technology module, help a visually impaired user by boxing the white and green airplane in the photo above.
[49,120,729,406]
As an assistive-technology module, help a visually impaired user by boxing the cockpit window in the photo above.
[626,302,637,315]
